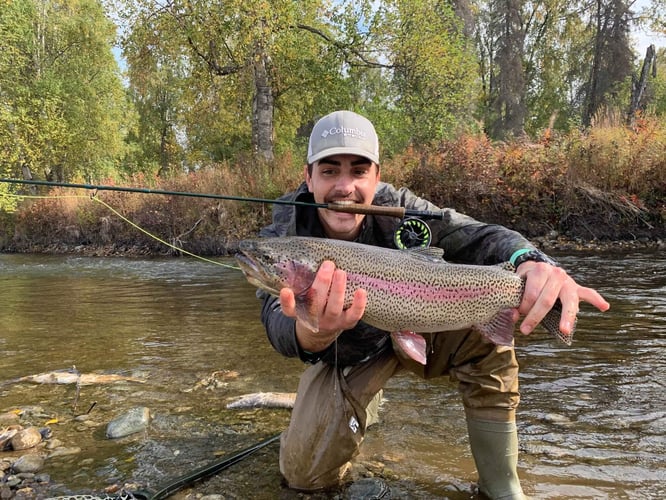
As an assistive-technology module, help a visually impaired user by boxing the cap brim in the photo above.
[308,147,379,165]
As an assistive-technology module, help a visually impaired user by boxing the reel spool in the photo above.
[394,217,432,249]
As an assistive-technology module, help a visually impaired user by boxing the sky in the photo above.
[633,26,665,56]
[632,0,666,56]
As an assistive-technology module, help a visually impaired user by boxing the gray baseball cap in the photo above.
[307,110,380,165]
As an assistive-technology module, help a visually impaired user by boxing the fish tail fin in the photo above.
[391,331,427,365]
[540,299,574,345]
[475,309,516,346]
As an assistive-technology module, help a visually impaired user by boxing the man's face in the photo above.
[305,154,380,241]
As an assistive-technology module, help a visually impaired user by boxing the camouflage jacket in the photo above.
[258,181,550,366]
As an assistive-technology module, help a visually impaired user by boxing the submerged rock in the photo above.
[47,446,82,458]
[226,392,296,409]
[0,426,21,451]
[11,454,45,473]
[106,407,151,439]
[347,478,391,499]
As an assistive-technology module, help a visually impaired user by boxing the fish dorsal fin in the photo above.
[404,247,445,262]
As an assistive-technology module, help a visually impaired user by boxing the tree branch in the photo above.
[294,23,395,69]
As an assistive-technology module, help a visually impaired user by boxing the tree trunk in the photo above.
[490,0,526,139]
[453,0,476,38]
[252,49,274,164]
[583,0,633,127]
[627,44,656,124]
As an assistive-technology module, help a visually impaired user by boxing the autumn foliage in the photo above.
[3,119,665,255]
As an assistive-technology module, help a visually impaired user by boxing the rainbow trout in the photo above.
[236,237,572,364]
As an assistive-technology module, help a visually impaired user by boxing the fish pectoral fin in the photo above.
[391,331,427,365]
[294,289,320,333]
[475,309,516,346]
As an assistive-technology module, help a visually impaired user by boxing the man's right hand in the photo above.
[279,260,367,353]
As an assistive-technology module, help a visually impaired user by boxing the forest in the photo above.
[0,0,665,253]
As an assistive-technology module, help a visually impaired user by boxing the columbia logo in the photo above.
[324,126,367,140]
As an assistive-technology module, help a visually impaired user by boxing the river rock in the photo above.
[0,413,20,425]
[45,438,63,450]
[106,407,151,439]
[10,427,42,451]
[11,455,44,474]
[347,478,391,499]
[47,446,81,458]
[0,426,21,451]
[226,392,296,409]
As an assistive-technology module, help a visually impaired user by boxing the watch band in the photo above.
[510,248,558,268]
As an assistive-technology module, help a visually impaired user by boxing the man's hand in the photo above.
[515,261,610,335]
[279,260,367,353]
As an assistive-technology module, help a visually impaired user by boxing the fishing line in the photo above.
[90,196,238,269]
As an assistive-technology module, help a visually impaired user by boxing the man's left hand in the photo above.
[515,261,610,335]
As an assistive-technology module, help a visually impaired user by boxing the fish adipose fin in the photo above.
[391,331,428,365]
[474,309,516,346]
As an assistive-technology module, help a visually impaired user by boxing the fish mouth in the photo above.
[234,250,282,296]
[234,251,260,276]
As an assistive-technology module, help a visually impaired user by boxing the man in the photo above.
[257,110,609,499]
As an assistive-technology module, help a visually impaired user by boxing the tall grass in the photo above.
[3,118,665,254]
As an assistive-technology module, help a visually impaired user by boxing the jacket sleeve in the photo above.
[259,290,302,359]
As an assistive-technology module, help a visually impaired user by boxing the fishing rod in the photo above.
[46,433,282,500]
[0,177,440,248]
[0,177,445,221]
[133,433,281,500]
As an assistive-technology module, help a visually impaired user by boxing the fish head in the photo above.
[235,238,320,297]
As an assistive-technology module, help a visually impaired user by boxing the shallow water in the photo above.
[0,250,664,499]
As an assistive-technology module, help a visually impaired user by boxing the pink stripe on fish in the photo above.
[348,272,495,302]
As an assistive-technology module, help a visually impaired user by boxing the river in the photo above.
[0,249,664,499]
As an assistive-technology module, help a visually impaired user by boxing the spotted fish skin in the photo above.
[236,237,572,363]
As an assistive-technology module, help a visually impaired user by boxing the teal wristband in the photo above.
[509,248,532,266]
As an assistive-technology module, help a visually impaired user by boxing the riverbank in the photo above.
[3,232,664,259]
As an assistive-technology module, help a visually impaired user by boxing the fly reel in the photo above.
[394,217,432,249]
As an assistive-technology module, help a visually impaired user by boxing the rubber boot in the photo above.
[466,418,526,500]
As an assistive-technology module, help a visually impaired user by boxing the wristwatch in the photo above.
[298,343,327,364]
[510,248,558,268]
